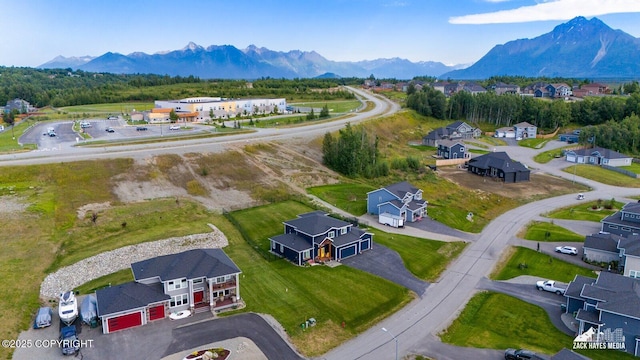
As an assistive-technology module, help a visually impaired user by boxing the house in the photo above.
[95,248,241,334]
[534,88,551,98]
[494,126,516,138]
[580,83,610,96]
[564,272,640,357]
[546,83,573,98]
[559,133,580,143]
[583,232,622,264]
[617,235,640,278]
[565,146,632,167]
[5,98,35,113]
[492,82,520,95]
[462,82,487,95]
[601,203,640,238]
[437,139,467,159]
[466,151,530,183]
[269,211,372,265]
[422,121,481,147]
[367,181,428,224]
[513,122,537,139]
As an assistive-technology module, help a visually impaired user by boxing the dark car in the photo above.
[105,127,115,132]
[505,348,545,360]
[136,126,148,131]
[60,325,80,355]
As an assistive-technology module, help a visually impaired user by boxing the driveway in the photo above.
[341,244,429,297]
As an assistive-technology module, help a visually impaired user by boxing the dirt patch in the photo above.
[0,195,28,215]
[77,201,112,219]
[437,166,580,199]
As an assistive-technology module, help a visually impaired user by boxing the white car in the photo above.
[169,125,180,130]
[555,246,578,255]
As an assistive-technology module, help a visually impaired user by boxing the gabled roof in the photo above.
[467,152,529,173]
[565,275,595,299]
[96,282,169,317]
[384,181,420,199]
[513,121,535,128]
[269,233,313,252]
[601,211,640,231]
[446,121,466,130]
[621,202,640,214]
[581,272,640,319]
[584,233,620,253]
[438,139,464,148]
[568,146,630,160]
[422,127,449,140]
[618,234,640,257]
[284,211,351,237]
[131,248,241,282]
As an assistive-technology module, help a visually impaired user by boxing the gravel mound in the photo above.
[40,223,228,299]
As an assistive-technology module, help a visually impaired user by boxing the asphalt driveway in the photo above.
[341,243,429,296]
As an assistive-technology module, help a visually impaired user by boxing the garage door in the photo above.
[361,240,370,251]
[339,244,357,259]
[107,312,142,333]
[148,304,165,321]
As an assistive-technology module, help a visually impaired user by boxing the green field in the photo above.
[289,100,362,113]
[440,292,634,360]
[543,200,623,221]
[491,246,597,282]
[0,118,38,152]
[533,145,575,164]
[521,221,585,242]
[59,102,154,113]
[619,162,640,174]
[307,183,377,216]
[519,138,550,149]
[563,164,640,187]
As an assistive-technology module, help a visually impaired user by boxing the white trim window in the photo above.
[328,231,335,238]
[192,278,203,286]
[167,279,187,291]
[340,227,347,235]
[170,294,188,307]
[630,270,640,279]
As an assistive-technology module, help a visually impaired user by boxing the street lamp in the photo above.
[381,327,398,360]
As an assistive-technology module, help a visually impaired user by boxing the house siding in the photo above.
[583,247,619,264]
[367,189,397,215]
[600,311,640,356]
[623,256,640,277]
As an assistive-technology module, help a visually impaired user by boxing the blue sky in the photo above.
[2,0,640,68]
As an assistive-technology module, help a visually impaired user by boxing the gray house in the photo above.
[466,151,530,183]
[564,272,640,357]
[437,139,467,159]
[601,202,640,238]
[583,232,622,264]
[96,248,241,334]
[513,122,537,139]
[422,121,480,147]
[565,146,633,167]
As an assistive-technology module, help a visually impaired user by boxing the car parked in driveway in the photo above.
[555,245,578,255]
[505,348,545,360]
[33,307,53,329]
[536,280,566,295]
[59,325,80,355]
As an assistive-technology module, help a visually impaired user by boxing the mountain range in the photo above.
[38,16,640,80]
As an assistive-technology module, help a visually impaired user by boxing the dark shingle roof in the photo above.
[438,139,464,148]
[565,275,595,299]
[131,249,241,282]
[584,233,620,253]
[467,152,529,173]
[96,282,169,317]
[269,233,313,252]
[422,127,449,140]
[569,146,630,160]
[575,309,603,325]
[383,181,420,200]
[618,234,640,256]
[581,272,640,319]
[601,210,640,232]
[285,212,351,237]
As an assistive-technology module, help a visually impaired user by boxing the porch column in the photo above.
[235,273,241,300]
[209,279,214,308]
[189,280,195,310]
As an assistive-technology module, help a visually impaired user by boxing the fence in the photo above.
[601,164,638,178]
[436,158,468,167]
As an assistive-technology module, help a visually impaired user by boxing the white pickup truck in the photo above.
[536,280,566,295]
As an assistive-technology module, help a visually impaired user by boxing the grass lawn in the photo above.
[307,183,377,216]
[369,229,467,281]
[619,162,640,174]
[0,118,38,153]
[521,221,585,242]
[59,102,154,113]
[543,200,623,222]
[491,247,597,282]
[440,292,635,360]
[519,138,550,149]
[74,268,133,295]
[563,164,640,188]
[223,203,412,356]
[289,100,362,113]
[533,145,576,164]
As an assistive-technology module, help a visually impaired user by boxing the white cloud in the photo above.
[450,0,640,24]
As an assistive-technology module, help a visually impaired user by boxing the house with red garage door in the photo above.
[95,248,242,334]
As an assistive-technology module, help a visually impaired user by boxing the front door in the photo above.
[193,290,204,304]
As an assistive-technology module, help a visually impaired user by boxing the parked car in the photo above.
[136,126,148,131]
[555,246,578,255]
[33,307,53,329]
[58,291,78,325]
[169,125,180,130]
[577,193,585,200]
[105,127,115,132]
[80,122,91,128]
[59,325,80,355]
[505,348,544,360]
[536,280,566,295]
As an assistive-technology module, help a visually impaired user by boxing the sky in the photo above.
[2,0,640,68]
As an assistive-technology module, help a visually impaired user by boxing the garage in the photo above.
[339,244,357,259]
[107,311,143,333]
[361,239,370,251]
[147,304,165,321]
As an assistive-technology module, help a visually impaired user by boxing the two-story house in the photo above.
[564,272,640,357]
[95,248,241,334]
[546,83,573,98]
[367,181,427,224]
[601,202,640,238]
[437,139,467,159]
[269,211,372,265]
[421,121,481,147]
[513,122,537,139]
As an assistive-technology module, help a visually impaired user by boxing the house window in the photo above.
[302,249,311,260]
[170,294,188,307]
[167,279,187,291]
[609,225,618,229]
[193,278,203,286]
[328,231,335,238]
[216,276,225,284]
[630,270,640,279]
[340,227,347,235]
